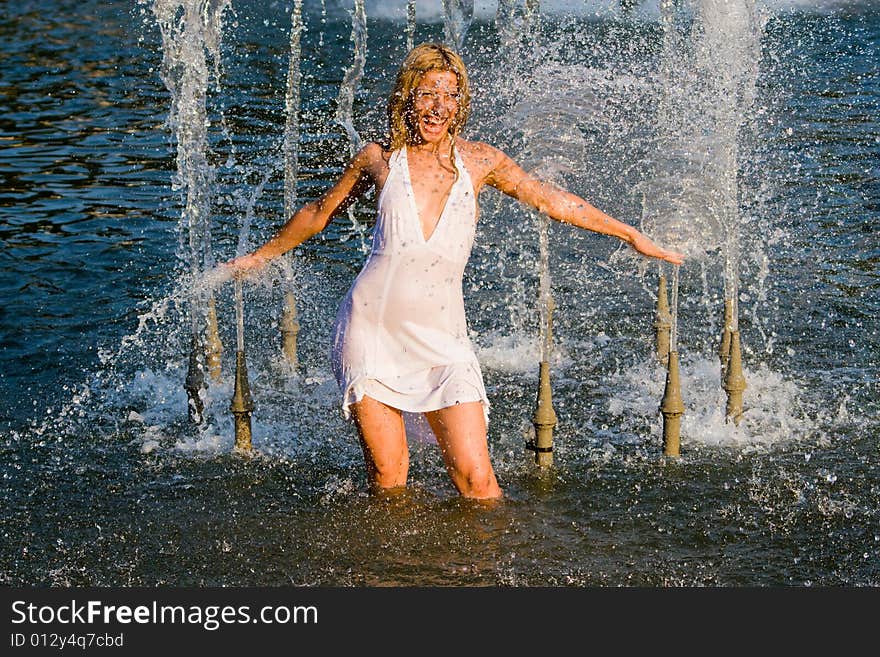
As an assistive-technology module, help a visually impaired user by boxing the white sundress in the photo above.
[330,144,490,422]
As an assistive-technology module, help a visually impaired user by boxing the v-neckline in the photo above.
[403,146,457,244]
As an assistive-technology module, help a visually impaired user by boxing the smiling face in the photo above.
[387,44,471,151]
[409,70,460,146]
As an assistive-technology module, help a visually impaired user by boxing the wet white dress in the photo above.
[331,145,489,422]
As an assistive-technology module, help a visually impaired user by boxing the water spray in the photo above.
[152,1,233,425]
[335,0,368,247]
[406,1,416,51]
[442,0,474,52]
[659,266,684,456]
[281,2,303,369]
[229,279,254,454]
[336,0,366,156]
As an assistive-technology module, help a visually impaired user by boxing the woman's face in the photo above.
[409,69,460,145]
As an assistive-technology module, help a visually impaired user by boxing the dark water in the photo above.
[1,0,878,587]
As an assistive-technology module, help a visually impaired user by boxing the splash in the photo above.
[607,354,819,447]
[476,330,573,374]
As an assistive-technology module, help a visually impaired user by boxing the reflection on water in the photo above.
[1,1,878,586]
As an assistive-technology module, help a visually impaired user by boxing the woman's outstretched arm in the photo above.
[483,145,684,265]
[227,143,380,272]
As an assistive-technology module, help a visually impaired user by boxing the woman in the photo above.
[227,43,684,500]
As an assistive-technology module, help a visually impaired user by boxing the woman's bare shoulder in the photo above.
[456,139,507,178]
[457,138,505,161]
[355,141,391,165]
[349,141,394,185]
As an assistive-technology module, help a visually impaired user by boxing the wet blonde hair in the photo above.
[387,43,471,152]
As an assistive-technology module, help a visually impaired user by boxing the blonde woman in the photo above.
[228,43,684,500]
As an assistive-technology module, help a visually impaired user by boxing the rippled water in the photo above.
[1,0,878,586]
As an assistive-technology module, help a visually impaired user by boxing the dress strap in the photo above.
[451,141,473,189]
[389,147,406,169]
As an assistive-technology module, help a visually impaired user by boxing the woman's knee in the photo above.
[367,447,409,488]
[449,462,501,499]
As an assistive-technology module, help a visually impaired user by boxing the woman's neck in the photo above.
[408,135,453,155]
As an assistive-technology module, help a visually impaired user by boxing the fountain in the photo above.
[155,0,769,459]
[639,0,767,443]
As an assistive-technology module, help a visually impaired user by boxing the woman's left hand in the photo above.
[630,234,685,265]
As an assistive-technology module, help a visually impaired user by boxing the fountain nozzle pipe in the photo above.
[528,360,557,467]
[205,294,223,381]
[719,299,734,373]
[230,350,254,454]
[723,330,746,426]
[654,273,672,365]
[660,350,685,457]
[185,332,205,424]
[281,290,300,368]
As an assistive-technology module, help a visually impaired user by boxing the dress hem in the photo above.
[339,363,490,425]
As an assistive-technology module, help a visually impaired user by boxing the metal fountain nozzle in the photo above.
[205,294,223,381]
[719,299,734,374]
[654,274,672,365]
[230,350,254,454]
[723,330,747,426]
[528,360,557,467]
[185,331,205,424]
[281,290,300,368]
[659,350,685,457]
[528,292,556,467]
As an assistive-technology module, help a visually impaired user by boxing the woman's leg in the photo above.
[424,402,502,499]
[351,395,409,491]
